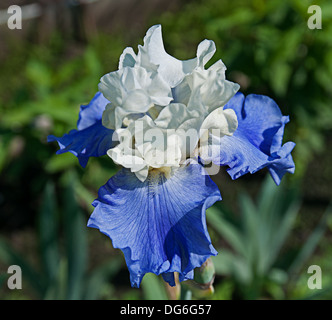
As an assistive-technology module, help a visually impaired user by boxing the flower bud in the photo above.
[182,258,215,298]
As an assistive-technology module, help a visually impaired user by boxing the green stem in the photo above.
[180,284,192,300]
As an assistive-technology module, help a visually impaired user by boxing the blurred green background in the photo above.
[0,0,331,300]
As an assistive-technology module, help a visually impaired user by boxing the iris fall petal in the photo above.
[87,162,221,287]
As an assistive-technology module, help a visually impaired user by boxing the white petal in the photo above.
[196,39,216,68]
[134,167,149,182]
[99,24,242,175]
[173,64,240,112]
[107,127,148,176]
[101,103,116,129]
[98,71,123,105]
[155,103,190,129]
[201,107,238,137]
[197,108,238,163]
[139,26,217,87]
[139,25,197,87]
[147,73,173,106]
[122,89,153,112]
[201,77,240,111]
[119,47,137,69]
[208,59,226,73]
[100,65,172,129]
[102,105,130,130]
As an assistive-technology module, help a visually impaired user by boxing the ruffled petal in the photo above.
[107,116,183,182]
[205,92,295,185]
[100,66,173,130]
[87,162,221,287]
[48,92,114,167]
[77,92,110,130]
[140,25,217,87]
[173,59,240,111]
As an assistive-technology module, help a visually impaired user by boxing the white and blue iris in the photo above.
[48,25,295,288]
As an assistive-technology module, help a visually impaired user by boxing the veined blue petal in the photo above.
[48,121,114,168]
[87,162,221,287]
[48,92,114,167]
[213,93,295,185]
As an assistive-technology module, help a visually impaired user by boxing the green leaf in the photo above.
[45,152,79,173]
[256,177,301,274]
[212,250,252,285]
[38,181,60,284]
[268,199,300,267]
[238,193,260,267]
[0,272,8,290]
[62,172,88,300]
[257,175,280,218]
[84,256,122,300]
[206,207,246,256]
[302,286,332,300]
[43,258,68,300]
[212,250,237,276]
[288,203,332,276]
[0,238,46,296]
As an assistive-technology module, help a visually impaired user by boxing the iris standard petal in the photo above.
[208,92,295,184]
[87,162,221,287]
[141,25,218,87]
[48,92,114,167]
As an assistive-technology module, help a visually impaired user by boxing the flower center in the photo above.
[148,166,172,180]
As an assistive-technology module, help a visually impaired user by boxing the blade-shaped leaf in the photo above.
[0,238,46,296]
[84,256,122,300]
[38,181,60,284]
[288,203,332,276]
[62,171,88,300]
[207,207,246,256]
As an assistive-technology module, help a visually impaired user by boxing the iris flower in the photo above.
[48,25,295,288]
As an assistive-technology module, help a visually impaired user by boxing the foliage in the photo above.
[207,176,332,299]
[0,172,120,299]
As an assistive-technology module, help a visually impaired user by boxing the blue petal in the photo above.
[161,270,194,287]
[77,92,109,130]
[48,92,114,167]
[87,163,221,287]
[214,93,295,184]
